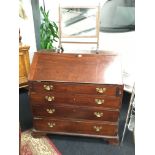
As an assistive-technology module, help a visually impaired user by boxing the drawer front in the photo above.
[33,118,118,136]
[32,105,119,122]
[29,81,123,96]
[30,93,121,109]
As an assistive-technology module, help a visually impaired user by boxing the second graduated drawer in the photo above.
[29,93,121,109]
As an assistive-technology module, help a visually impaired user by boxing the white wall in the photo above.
[99,31,135,92]
[19,0,37,63]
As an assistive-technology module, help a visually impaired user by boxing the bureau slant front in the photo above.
[28,52,124,145]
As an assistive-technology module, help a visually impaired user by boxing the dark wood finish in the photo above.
[28,52,123,84]
[30,92,121,108]
[33,118,118,136]
[28,52,123,145]
[29,81,123,96]
[32,105,119,122]
[31,129,119,139]
[31,129,47,138]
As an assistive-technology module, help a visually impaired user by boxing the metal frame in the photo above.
[121,83,135,144]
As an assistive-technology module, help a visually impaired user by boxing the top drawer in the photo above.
[29,81,123,97]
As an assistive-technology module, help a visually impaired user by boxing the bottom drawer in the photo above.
[33,118,118,136]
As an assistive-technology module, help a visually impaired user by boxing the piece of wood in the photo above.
[33,118,118,137]
[28,52,123,85]
[32,105,119,122]
[30,92,122,109]
[31,129,47,138]
[30,82,123,96]
[19,45,30,88]
[28,52,123,145]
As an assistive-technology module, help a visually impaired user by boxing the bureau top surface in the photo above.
[28,52,123,84]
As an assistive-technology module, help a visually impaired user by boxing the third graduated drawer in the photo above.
[29,81,123,97]
[32,104,120,122]
[29,92,121,109]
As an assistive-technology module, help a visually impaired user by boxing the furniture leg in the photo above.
[106,137,119,145]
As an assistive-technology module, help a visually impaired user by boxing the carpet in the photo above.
[20,130,61,155]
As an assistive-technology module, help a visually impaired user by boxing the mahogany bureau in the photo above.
[28,52,124,145]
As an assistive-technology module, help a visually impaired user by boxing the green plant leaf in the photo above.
[53,22,58,31]
[40,6,59,50]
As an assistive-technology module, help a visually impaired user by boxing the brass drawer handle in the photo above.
[43,85,53,91]
[93,126,102,132]
[94,112,103,118]
[96,88,106,93]
[47,122,55,128]
[46,109,55,114]
[95,99,104,105]
[45,96,55,102]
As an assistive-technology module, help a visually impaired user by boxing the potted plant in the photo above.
[40,5,59,50]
